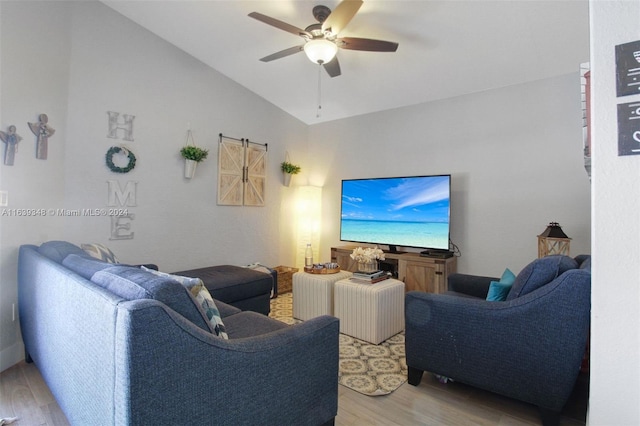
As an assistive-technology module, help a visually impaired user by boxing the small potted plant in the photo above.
[181,145,209,178]
[281,161,301,187]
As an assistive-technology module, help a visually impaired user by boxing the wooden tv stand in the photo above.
[330,246,457,294]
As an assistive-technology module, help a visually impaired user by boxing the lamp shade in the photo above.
[303,39,338,64]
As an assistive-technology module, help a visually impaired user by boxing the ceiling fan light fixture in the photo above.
[303,39,338,64]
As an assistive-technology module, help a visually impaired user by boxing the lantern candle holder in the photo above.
[537,222,571,258]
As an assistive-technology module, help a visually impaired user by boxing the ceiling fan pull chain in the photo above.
[316,63,322,118]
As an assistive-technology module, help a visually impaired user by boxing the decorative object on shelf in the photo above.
[0,125,22,166]
[281,156,301,187]
[537,222,571,258]
[350,247,386,273]
[180,128,209,179]
[28,113,55,160]
[357,261,378,273]
[218,134,267,206]
[304,263,341,274]
[105,146,136,173]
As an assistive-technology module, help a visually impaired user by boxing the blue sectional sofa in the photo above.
[18,241,339,426]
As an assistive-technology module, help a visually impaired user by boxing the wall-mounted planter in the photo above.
[180,128,208,180]
[185,159,198,179]
[281,159,300,187]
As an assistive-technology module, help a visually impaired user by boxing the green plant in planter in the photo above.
[180,145,209,162]
[281,161,301,174]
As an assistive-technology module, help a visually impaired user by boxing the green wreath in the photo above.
[105,146,136,173]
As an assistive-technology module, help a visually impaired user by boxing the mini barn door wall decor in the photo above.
[217,134,267,206]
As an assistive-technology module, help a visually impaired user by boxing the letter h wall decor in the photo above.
[217,134,267,206]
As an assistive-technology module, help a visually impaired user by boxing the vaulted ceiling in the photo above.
[102,0,590,124]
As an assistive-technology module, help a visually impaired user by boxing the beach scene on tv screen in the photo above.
[341,176,450,249]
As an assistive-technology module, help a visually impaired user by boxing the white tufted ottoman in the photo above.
[334,278,405,344]
[292,270,353,321]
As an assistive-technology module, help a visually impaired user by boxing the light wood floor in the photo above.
[1,361,587,425]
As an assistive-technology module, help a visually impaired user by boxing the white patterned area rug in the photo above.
[269,293,407,396]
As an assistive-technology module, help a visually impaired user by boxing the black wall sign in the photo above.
[617,101,640,156]
[616,40,640,97]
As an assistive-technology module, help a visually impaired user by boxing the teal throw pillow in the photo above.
[500,268,516,285]
[486,281,512,301]
[486,268,515,301]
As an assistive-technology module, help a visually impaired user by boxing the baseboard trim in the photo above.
[0,341,24,373]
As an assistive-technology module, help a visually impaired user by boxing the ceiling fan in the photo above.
[248,0,398,78]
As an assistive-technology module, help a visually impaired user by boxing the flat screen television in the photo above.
[340,175,451,252]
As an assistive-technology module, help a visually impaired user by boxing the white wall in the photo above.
[309,75,591,276]
[0,1,308,371]
[0,0,73,371]
[588,0,640,424]
[59,2,307,271]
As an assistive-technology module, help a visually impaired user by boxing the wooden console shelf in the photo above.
[331,246,457,294]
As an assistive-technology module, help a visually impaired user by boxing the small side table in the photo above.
[292,270,353,321]
[334,278,405,344]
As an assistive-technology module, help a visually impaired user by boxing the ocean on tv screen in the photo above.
[341,219,449,249]
[340,175,451,250]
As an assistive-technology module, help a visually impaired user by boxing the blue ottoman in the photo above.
[173,265,275,315]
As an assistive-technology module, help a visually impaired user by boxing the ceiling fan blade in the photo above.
[259,45,304,62]
[337,37,399,52]
[323,56,341,78]
[248,12,312,39]
[321,0,363,36]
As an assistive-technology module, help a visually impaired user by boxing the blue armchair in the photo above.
[405,255,591,425]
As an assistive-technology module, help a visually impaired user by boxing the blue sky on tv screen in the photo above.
[341,176,450,223]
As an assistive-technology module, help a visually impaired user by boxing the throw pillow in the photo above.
[141,266,228,339]
[486,268,516,301]
[188,281,229,339]
[500,268,516,285]
[82,243,119,263]
[486,281,512,301]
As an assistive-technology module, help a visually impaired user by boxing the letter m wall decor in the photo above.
[217,134,267,206]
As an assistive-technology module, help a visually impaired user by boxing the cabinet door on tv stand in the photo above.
[331,248,358,272]
[402,260,446,293]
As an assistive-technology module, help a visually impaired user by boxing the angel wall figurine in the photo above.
[0,125,22,166]
[28,113,55,160]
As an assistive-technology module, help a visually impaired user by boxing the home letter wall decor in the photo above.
[107,180,138,207]
[217,134,267,207]
[110,214,135,240]
[107,111,135,141]
[105,111,137,239]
